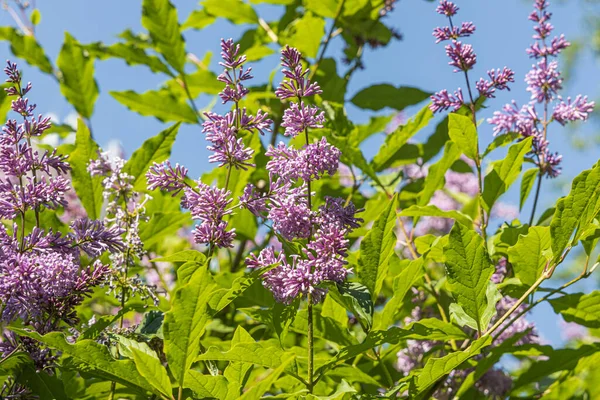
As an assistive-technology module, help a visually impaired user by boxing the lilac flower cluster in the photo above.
[488,0,594,177]
[0,62,124,366]
[430,1,515,113]
[147,39,273,250]
[88,150,158,305]
[240,46,360,304]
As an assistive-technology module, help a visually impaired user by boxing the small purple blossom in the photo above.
[445,40,477,72]
[432,22,475,43]
[436,0,459,16]
[476,67,515,98]
[146,161,188,193]
[70,218,126,258]
[275,46,322,100]
[553,95,595,125]
[281,101,325,137]
[430,88,464,113]
[525,59,562,103]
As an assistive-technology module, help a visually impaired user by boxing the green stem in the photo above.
[375,351,393,388]
[307,292,314,393]
[529,172,543,226]
[309,0,346,81]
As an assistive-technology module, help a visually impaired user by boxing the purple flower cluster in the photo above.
[430,1,514,113]
[488,0,594,178]
[240,46,360,304]
[0,62,124,352]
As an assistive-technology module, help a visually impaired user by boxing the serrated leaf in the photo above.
[375,257,424,329]
[481,137,532,212]
[372,105,433,171]
[520,167,539,211]
[398,205,473,227]
[123,122,181,190]
[57,33,99,118]
[358,193,398,301]
[164,266,218,386]
[184,371,230,398]
[351,84,431,111]
[10,329,154,393]
[450,282,500,331]
[549,291,600,328]
[448,114,478,161]
[444,222,495,333]
[482,132,520,157]
[418,141,461,206]
[142,0,186,72]
[131,348,174,399]
[550,162,600,262]
[110,90,197,123]
[70,119,103,220]
[415,336,492,394]
[507,226,551,286]
[202,0,259,24]
[0,27,53,74]
[197,341,297,373]
[284,12,325,58]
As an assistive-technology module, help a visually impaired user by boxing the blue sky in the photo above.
[1,0,599,346]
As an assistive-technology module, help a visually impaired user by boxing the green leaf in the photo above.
[283,12,325,58]
[357,193,398,300]
[292,308,357,347]
[197,341,297,373]
[273,301,297,342]
[375,257,424,329]
[142,0,186,72]
[69,119,103,220]
[304,0,338,17]
[444,222,495,333]
[30,9,41,25]
[325,281,374,332]
[507,226,551,286]
[418,141,461,206]
[414,336,492,394]
[550,162,600,262]
[398,205,473,227]
[223,326,254,396]
[520,168,539,211]
[184,371,230,398]
[131,348,174,399]
[152,250,207,264]
[16,365,68,400]
[202,0,259,24]
[447,114,478,161]
[86,42,173,75]
[139,211,191,248]
[239,357,295,400]
[110,90,197,123]
[481,137,532,212]
[123,122,181,191]
[182,9,216,30]
[351,84,431,111]
[136,310,164,337]
[549,291,600,328]
[0,27,53,74]
[372,105,433,171]
[164,266,218,386]
[450,282,500,331]
[482,131,520,158]
[57,33,99,118]
[11,330,154,393]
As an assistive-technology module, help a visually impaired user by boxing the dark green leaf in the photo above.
[110,90,197,123]
[86,42,173,75]
[326,281,374,332]
[520,168,539,211]
[351,84,431,111]
[549,291,600,328]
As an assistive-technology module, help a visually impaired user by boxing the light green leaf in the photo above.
[0,27,53,74]
[70,119,103,220]
[549,291,600,328]
[444,222,495,333]
[240,357,295,400]
[304,0,338,17]
[372,105,433,171]
[306,380,356,400]
[184,371,230,398]
[398,205,473,228]
[10,329,154,394]
[550,162,600,262]
[448,113,478,161]
[507,226,551,286]
[30,9,41,25]
[86,42,173,75]
[291,308,357,347]
[197,341,297,373]
[351,84,431,111]
[139,212,191,248]
[152,250,207,264]
[223,326,254,397]
[415,336,492,394]
[123,122,181,191]
[321,295,348,326]
[375,257,424,329]
[164,266,218,386]
[450,282,500,331]
[57,33,99,118]
[284,12,325,58]
[182,9,216,30]
[358,193,398,300]
[418,141,461,206]
[131,348,174,399]
[520,168,539,211]
[482,132,520,158]
[202,0,259,24]
[481,137,532,212]
[110,90,197,123]
[142,0,186,72]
